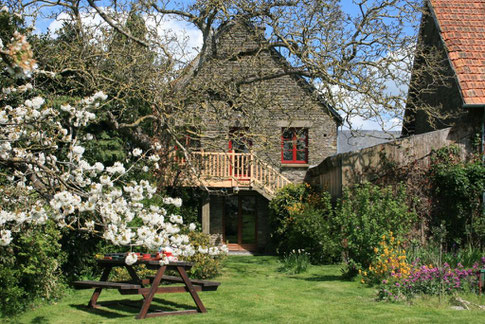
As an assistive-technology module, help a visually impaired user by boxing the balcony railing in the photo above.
[171,151,292,198]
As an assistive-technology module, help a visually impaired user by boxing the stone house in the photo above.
[402,0,485,145]
[173,19,342,252]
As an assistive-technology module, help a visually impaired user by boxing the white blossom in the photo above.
[132,148,142,157]
[125,252,138,265]
[72,146,85,155]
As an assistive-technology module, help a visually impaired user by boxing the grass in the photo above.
[8,256,485,323]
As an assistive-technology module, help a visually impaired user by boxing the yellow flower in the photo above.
[374,247,378,253]
[361,279,365,284]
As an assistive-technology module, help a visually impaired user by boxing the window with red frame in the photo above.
[281,128,308,164]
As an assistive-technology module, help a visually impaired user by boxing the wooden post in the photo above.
[250,153,254,185]
[202,197,210,234]
[231,151,235,186]
[136,265,167,319]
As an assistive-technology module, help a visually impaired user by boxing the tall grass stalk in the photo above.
[279,249,310,274]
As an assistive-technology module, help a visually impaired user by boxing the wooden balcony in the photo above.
[168,151,292,199]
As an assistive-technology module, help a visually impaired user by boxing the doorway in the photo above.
[224,194,257,251]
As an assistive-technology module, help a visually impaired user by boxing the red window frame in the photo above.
[281,128,308,164]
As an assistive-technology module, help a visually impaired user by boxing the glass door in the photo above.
[224,196,239,245]
[240,196,256,245]
[224,195,257,251]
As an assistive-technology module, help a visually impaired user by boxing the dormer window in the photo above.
[281,128,308,164]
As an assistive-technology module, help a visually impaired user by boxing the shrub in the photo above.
[269,184,340,264]
[185,231,227,279]
[360,231,411,285]
[335,183,416,276]
[60,230,113,281]
[0,223,66,316]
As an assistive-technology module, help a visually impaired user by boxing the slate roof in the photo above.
[429,0,485,105]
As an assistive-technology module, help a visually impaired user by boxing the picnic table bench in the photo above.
[72,256,220,319]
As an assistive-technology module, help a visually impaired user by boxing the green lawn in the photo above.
[9,256,485,323]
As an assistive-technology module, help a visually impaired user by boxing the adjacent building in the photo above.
[403,0,485,145]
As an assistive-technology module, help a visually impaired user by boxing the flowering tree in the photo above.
[0,7,226,263]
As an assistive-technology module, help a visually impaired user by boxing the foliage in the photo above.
[167,187,205,227]
[0,223,66,316]
[430,146,485,247]
[59,231,114,281]
[376,261,481,302]
[362,231,485,301]
[408,239,485,270]
[185,231,227,279]
[360,231,411,285]
[269,183,340,264]
[335,183,416,276]
[278,249,311,274]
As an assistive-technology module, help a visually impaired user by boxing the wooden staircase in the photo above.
[169,151,292,199]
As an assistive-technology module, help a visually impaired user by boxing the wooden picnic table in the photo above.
[73,256,220,319]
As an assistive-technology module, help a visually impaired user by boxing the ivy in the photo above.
[430,146,485,247]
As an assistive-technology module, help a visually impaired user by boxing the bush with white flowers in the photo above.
[0,13,228,264]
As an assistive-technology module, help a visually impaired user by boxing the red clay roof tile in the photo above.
[430,0,485,104]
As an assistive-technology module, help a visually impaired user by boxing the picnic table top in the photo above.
[96,258,193,267]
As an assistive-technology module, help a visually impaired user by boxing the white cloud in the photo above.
[344,114,402,131]
[48,11,106,36]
